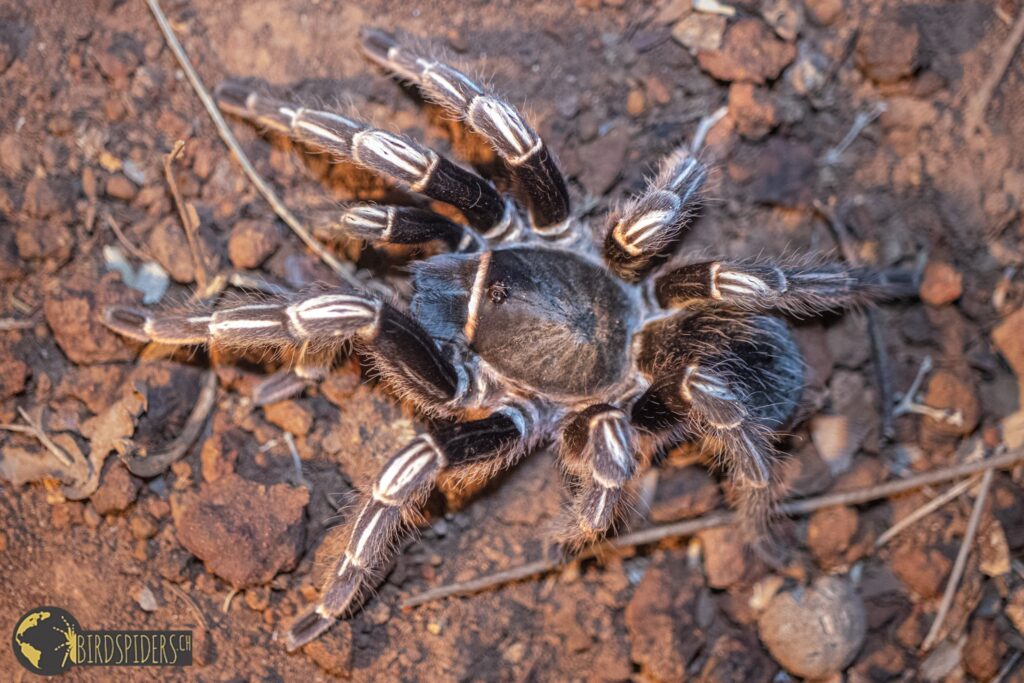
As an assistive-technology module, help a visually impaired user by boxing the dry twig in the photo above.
[874,475,979,549]
[163,139,211,292]
[920,466,995,651]
[106,213,152,262]
[0,318,35,331]
[963,7,1024,136]
[144,0,360,289]
[164,581,210,631]
[0,407,78,469]
[402,449,1024,608]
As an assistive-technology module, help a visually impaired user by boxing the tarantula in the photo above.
[104,29,893,650]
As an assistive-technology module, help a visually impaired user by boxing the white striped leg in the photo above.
[604,147,707,282]
[322,204,483,253]
[105,291,463,408]
[216,83,507,232]
[677,363,778,530]
[655,260,895,316]
[558,405,639,547]
[360,29,570,232]
[285,403,533,650]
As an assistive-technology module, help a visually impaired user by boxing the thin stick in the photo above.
[821,102,887,166]
[992,650,1022,683]
[963,7,1024,136]
[0,318,35,331]
[402,449,1024,608]
[107,213,151,262]
[144,0,361,289]
[921,466,995,651]
[163,140,210,292]
[164,581,210,631]
[0,408,77,468]
[874,475,978,549]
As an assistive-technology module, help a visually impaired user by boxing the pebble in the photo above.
[0,134,25,175]
[963,618,1005,681]
[699,633,774,682]
[758,575,867,679]
[698,525,748,588]
[992,307,1024,386]
[624,555,705,681]
[302,620,353,677]
[228,219,280,269]
[671,13,727,55]
[263,400,314,436]
[810,414,860,476]
[91,461,140,515]
[43,285,138,364]
[105,174,137,201]
[697,19,796,84]
[23,176,73,219]
[728,83,779,140]
[919,261,963,305]
[1007,587,1024,637]
[171,474,309,587]
[805,0,844,25]
[626,88,646,117]
[806,505,859,566]
[856,16,920,83]
[148,217,196,284]
[891,543,952,598]
[0,352,29,399]
[761,0,804,42]
[920,370,980,441]
[649,466,721,522]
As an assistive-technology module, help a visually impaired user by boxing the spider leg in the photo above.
[634,313,805,533]
[603,147,707,282]
[557,404,640,548]
[655,259,902,316]
[360,28,571,237]
[217,83,511,233]
[285,400,540,650]
[104,288,469,412]
[320,204,484,253]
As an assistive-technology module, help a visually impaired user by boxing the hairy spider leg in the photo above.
[216,83,511,234]
[284,399,542,650]
[360,28,572,238]
[656,259,902,316]
[104,288,475,414]
[603,147,708,282]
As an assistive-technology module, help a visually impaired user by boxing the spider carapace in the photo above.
[104,28,894,649]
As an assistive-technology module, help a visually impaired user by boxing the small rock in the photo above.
[171,474,308,587]
[650,466,721,522]
[891,543,951,598]
[134,584,159,612]
[625,555,705,681]
[576,125,630,196]
[91,461,140,514]
[0,134,25,175]
[805,0,843,25]
[697,19,796,84]
[23,176,73,218]
[920,370,980,441]
[699,633,775,683]
[810,414,862,475]
[881,96,939,130]
[130,512,160,540]
[16,221,74,262]
[699,525,747,588]
[671,13,727,55]
[849,642,907,682]
[105,174,137,201]
[758,575,867,679]
[626,88,646,117]
[263,400,314,436]
[963,618,1005,681]
[148,218,196,284]
[992,307,1024,386]
[761,0,803,42]
[787,43,830,96]
[728,83,779,140]
[919,261,962,305]
[806,505,858,566]
[1007,587,1024,637]
[43,284,138,364]
[228,220,280,269]
[856,16,920,83]
[644,76,671,106]
[0,352,29,399]
[303,620,353,677]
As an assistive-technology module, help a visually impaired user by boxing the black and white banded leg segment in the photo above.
[359,29,572,235]
[321,204,484,253]
[104,289,465,411]
[604,147,708,282]
[216,83,511,233]
[655,260,896,316]
[285,401,535,650]
[558,405,640,547]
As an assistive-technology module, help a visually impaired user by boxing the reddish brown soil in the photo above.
[2,0,1024,681]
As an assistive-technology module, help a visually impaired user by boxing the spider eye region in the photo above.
[487,280,509,304]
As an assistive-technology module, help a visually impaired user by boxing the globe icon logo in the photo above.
[11,607,80,676]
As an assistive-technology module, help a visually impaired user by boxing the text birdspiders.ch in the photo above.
[104,28,896,650]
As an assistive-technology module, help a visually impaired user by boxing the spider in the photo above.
[104,28,895,650]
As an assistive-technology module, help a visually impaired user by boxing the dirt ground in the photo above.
[2,0,1024,680]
